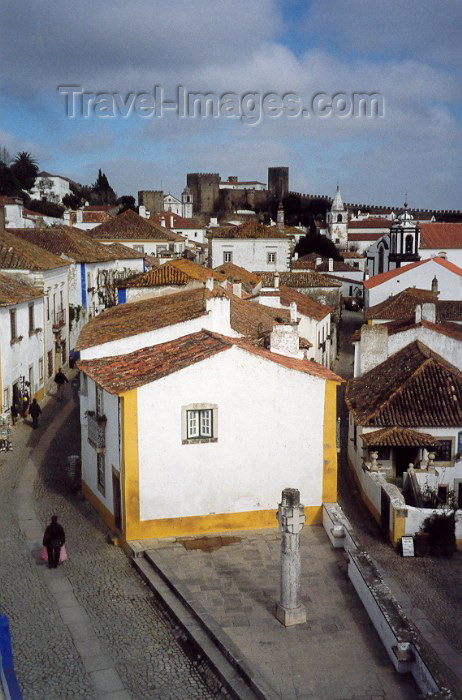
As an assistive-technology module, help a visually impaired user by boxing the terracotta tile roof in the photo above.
[0,271,43,305]
[279,285,332,320]
[361,427,440,447]
[348,218,392,229]
[268,224,302,236]
[260,271,342,289]
[365,288,439,321]
[78,329,342,394]
[209,221,288,239]
[212,263,261,287]
[8,226,133,264]
[364,257,462,290]
[76,287,209,350]
[317,260,354,272]
[89,209,184,242]
[342,251,365,259]
[150,212,204,230]
[292,254,352,273]
[345,341,462,427]
[81,211,112,223]
[104,242,145,260]
[420,223,462,249]
[437,300,462,322]
[168,258,212,281]
[121,265,190,288]
[348,233,384,242]
[229,296,290,336]
[0,229,69,271]
[83,205,117,212]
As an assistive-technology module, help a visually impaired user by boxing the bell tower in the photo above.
[327,185,348,249]
[388,198,420,267]
[182,186,193,219]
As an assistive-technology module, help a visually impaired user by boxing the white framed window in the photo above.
[3,388,9,412]
[267,252,277,264]
[133,245,144,253]
[10,309,17,341]
[38,358,44,382]
[182,403,218,444]
[28,304,35,334]
[223,251,233,263]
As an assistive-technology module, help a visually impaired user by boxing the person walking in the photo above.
[28,398,42,429]
[43,516,65,569]
[54,368,68,401]
[10,402,19,426]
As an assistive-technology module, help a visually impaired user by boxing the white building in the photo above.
[0,273,45,412]
[208,221,293,272]
[326,186,348,249]
[0,229,71,393]
[30,171,71,205]
[77,326,341,542]
[364,257,462,308]
[219,177,266,191]
[149,211,207,245]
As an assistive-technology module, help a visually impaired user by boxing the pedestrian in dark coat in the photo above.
[29,398,42,429]
[11,403,19,425]
[54,368,68,401]
[43,516,65,569]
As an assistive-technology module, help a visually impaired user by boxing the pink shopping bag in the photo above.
[41,544,67,562]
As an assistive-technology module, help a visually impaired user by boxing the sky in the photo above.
[1,0,461,210]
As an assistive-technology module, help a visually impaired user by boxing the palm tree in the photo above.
[10,151,39,191]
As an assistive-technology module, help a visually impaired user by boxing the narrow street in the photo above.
[0,380,223,699]
[335,310,462,696]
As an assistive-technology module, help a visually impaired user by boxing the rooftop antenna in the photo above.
[404,192,408,209]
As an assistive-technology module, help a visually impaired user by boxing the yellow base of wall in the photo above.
[34,387,45,401]
[125,504,323,540]
[82,481,116,532]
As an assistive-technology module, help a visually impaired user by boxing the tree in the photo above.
[0,161,22,197]
[295,231,343,260]
[62,192,84,210]
[116,195,136,213]
[27,199,65,219]
[0,146,11,165]
[91,169,117,205]
[10,152,39,192]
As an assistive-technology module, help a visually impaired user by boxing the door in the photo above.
[395,447,418,478]
[112,469,122,531]
[28,364,34,397]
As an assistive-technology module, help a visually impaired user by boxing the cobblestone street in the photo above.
[0,380,222,699]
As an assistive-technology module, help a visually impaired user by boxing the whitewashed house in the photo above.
[30,171,71,205]
[77,326,341,542]
[0,229,70,393]
[149,211,206,245]
[10,227,144,352]
[0,273,45,412]
[364,257,462,308]
[208,221,293,272]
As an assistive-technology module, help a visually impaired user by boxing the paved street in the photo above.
[0,379,223,699]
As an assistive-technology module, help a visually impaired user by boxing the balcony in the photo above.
[52,309,66,331]
[87,413,106,449]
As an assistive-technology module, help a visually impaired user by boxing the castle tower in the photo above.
[268,167,289,201]
[327,185,348,249]
[388,198,420,267]
[277,202,285,233]
[182,186,193,219]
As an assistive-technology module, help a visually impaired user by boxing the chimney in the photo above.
[431,275,439,296]
[170,214,174,228]
[160,216,166,227]
[277,202,284,233]
[316,257,322,268]
[270,322,302,359]
[274,272,280,289]
[139,205,147,218]
[438,251,447,260]
[206,276,214,291]
[293,252,298,261]
[421,302,436,323]
[328,258,334,272]
[290,301,297,324]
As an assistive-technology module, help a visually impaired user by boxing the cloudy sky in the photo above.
[1,0,461,209]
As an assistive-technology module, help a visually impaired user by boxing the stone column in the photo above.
[275,488,306,626]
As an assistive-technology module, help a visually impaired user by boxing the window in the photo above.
[60,290,63,311]
[28,304,35,334]
[10,310,17,341]
[38,358,44,382]
[61,339,66,365]
[267,252,277,264]
[97,452,105,495]
[435,439,452,462]
[223,251,233,263]
[46,294,50,321]
[405,234,414,254]
[96,385,104,417]
[133,245,144,253]
[437,485,448,504]
[47,350,53,378]
[182,404,218,444]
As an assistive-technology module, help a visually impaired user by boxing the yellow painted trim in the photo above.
[82,480,115,530]
[120,389,140,541]
[456,538,462,551]
[125,505,323,540]
[34,387,45,401]
[347,456,381,524]
[322,380,338,503]
[392,508,406,545]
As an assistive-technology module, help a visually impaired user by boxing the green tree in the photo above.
[91,169,117,205]
[116,195,136,213]
[10,151,39,192]
[27,199,65,218]
[0,161,22,197]
[295,231,343,260]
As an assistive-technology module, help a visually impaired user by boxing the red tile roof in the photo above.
[0,271,43,305]
[89,209,184,242]
[353,318,462,342]
[364,257,462,290]
[361,427,440,447]
[150,212,204,230]
[0,229,69,271]
[279,285,332,320]
[420,223,462,249]
[212,263,261,288]
[122,266,191,288]
[365,288,439,321]
[260,271,342,289]
[209,221,288,239]
[345,341,462,427]
[78,329,342,393]
[229,295,290,336]
[348,218,392,230]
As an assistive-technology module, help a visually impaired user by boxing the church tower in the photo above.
[327,185,348,249]
[277,201,285,233]
[182,186,193,219]
[388,199,420,268]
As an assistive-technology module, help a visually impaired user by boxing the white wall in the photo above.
[419,248,462,267]
[211,238,291,271]
[137,346,326,520]
[125,280,202,303]
[366,260,462,307]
